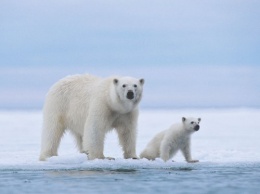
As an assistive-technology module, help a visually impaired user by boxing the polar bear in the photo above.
[140,117,201,162]
[39,74,144,161]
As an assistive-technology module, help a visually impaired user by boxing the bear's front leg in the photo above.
[116,125,138,159]
[180,142,199,163]
[115,112,139,159]
[83,121,106,160]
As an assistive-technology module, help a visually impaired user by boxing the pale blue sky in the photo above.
[0,0,259,109]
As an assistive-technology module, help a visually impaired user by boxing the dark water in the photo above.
[1,163,260,194]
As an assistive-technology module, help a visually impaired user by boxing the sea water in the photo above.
[1,162,260,194]
[0,109,260,193]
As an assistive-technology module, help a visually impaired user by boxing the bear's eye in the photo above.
[122,84,126,88]
[133,84,137,88]
[191,122,194,124]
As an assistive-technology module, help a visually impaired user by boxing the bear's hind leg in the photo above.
[160,140,177,162]
[39,116,65,161]
[160,145,171,162]
[140,149,157,160]
[71,131,84,153]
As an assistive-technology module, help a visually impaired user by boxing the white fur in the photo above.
[140,117,201,163]
[39,74,144,161]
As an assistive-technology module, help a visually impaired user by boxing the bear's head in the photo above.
[113,76,144,104]
[182,117,201,133]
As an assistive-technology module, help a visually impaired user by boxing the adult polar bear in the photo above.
[39,74,144,161]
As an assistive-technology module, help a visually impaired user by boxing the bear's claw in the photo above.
[105,157,115,160]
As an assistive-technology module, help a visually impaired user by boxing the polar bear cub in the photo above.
[39,74,144,161]
[140,117,201,163]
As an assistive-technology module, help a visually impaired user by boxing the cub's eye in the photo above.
[122,84,126,88]
[133,84,137,88]
[191,122,194,124]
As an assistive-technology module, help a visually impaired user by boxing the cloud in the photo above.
[1,0,260,66]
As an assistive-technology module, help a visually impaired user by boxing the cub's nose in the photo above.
[127,90,134,99]
[194,125,200,131]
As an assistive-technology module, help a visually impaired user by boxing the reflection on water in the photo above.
[44,166,195,177]
[48,168,138,176]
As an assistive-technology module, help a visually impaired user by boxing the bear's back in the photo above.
[43,74,106,131]
[44,74,102,115]
[164,123,187,141]
[48,74,100,97]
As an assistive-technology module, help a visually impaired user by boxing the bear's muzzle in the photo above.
[127,90,134,100]
[194,125,200,131]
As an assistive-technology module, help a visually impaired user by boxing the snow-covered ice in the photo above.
[1,109,260,169]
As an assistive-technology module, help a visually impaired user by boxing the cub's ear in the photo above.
[139,79,145,85]
[198,118,201,122]
[113,79,118,85]
[182,117,186,122]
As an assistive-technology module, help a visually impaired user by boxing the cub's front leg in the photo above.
[180,141,199,163]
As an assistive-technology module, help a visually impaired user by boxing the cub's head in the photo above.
[182,117,201,133]
[113,77,144,103]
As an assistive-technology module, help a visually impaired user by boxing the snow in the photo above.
[1,109,260,170]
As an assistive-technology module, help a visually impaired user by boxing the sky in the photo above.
[0,0,260,109]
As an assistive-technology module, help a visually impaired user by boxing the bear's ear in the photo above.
[139,79,145,85]
[182,117,186,122]
[113,79,118,85]
[198,118,201,122]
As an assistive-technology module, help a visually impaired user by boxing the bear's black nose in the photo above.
[194,125,200,131]
[127,91,134,99]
